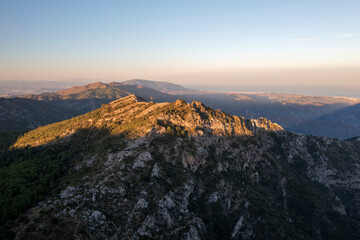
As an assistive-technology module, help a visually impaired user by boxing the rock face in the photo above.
[6,96,360,239]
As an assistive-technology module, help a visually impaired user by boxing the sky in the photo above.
[0,0,359,96]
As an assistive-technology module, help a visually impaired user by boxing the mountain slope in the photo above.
[2,96,360,239]
[57,82,109,95]
[13,95,282,148]
[316,103,360,127]
[121,79,193,93]
[0,98,76,130]
[23,82,179,114]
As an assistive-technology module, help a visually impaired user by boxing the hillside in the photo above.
[13,95,282,148]
[1,96,360,239]
[57,82,109,95]
[23,82,178,114]
[0,98,76,130]
[121,79,193,93]
[316,103,360,126]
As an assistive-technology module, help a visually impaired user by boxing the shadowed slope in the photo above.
[0,98,76,130]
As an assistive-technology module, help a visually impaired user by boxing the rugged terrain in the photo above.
[1,96,360,239]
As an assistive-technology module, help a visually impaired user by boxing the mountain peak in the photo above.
[58,81,109,95]
[13,96,283,148]
[175,98,186,106]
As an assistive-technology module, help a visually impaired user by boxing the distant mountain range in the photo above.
[22,81,179,114]
[1,79,360,139]
[121,79,194,93]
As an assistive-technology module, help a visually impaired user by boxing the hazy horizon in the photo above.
[1,75,360,99]
[1,1,359,97]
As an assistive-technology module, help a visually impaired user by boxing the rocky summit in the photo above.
[2,96,360,240]
[13,95,283,148]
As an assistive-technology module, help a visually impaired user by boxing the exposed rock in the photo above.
[159,196,175,209]
[208,192,219,203]
[151,163,161,177]
[183,225,201,240]
[132,151,152,169]
[59,186,76,199]
[91,210,106,222]
[231,216,244,239]
[135,198,148,209]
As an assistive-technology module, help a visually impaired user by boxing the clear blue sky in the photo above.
[0,0,359,94]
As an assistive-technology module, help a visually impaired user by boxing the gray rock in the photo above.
[183,225,201,240]
[135,198,148,209]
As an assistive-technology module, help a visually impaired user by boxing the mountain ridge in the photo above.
[121,79,193,93]
[13,95,283,148]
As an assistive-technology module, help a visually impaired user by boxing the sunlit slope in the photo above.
[13,95,282,148]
